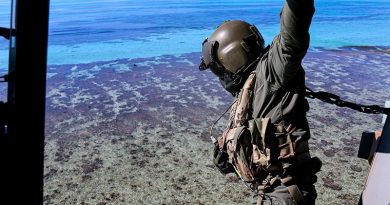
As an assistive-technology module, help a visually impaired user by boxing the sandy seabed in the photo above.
[44,47,390,205]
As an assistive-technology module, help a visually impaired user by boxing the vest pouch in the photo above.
[248,118,280,170]
[226,126,255,182]
[213,143,234,174]
[248,118,265,150]
[213,129,235,174]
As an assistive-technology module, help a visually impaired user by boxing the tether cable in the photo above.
[305,86,390,115]
[209,99,237,144]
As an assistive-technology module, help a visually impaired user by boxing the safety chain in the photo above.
[305,87,390,115]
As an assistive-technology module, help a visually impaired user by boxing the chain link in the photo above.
[305,87,390,115]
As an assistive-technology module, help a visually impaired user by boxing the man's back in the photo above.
[252,0,315,137]
[251,1,317,204]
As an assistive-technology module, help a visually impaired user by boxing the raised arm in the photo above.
[268,0,315,85]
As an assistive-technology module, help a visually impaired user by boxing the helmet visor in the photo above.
[199,39,215,70]
[199,39,225,77]
[199,39,225,78]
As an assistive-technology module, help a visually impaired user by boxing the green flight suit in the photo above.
[251,0,316,204]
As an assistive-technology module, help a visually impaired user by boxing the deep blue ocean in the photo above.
[1,0,390,67]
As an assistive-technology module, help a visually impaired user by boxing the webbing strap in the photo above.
[234,72,256,127]
[287,184,303,205]
[257,186,265,205]
[256,175,303,205]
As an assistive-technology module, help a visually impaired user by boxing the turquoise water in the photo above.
[1,0,390,66]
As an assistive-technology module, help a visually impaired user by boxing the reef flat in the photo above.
[44,46,390,205]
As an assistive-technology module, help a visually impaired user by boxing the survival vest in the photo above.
[212,71,318,204]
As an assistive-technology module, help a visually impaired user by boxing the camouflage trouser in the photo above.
[251,183,317,205]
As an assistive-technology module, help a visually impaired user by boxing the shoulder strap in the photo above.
[233,71,256,127]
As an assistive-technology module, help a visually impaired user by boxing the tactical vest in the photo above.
[213,71,315,204]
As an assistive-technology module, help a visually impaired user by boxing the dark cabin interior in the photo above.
[0,1,49,204]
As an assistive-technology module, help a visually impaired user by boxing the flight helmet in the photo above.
[199,20,265,95]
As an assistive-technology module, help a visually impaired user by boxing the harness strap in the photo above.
[279,176,304,205]
[275,123,310,161]
[234,72,256,127]
[256,174,274,205]
[287,184,303,205]
[256,175,303,205]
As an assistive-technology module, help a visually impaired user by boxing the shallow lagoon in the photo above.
[44,46,390,204]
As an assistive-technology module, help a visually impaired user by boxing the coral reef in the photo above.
[44,46,390,204]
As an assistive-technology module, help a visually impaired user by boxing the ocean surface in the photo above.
[0,0,390,67]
